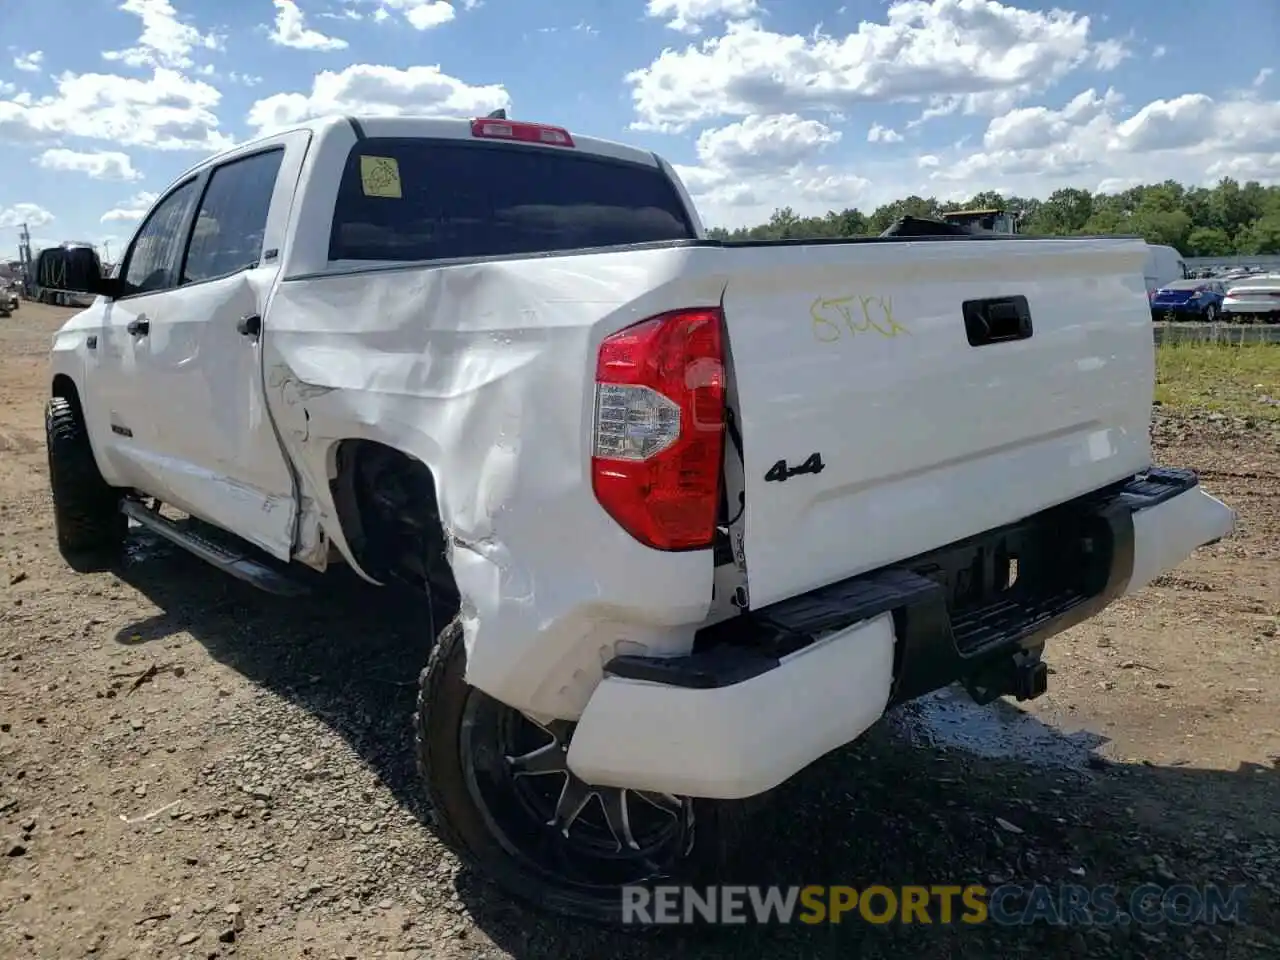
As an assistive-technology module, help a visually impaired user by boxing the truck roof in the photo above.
[175,114,662,184]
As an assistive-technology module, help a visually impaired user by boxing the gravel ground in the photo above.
[1,303,1278,959]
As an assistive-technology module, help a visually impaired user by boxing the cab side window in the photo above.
[120,180,198,297]
[181,149,284,285]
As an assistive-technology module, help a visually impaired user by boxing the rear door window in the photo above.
[329,138,695,262]
[182,148,285,284]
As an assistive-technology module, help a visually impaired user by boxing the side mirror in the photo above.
[89,273,122,300]
[36,246,119,299]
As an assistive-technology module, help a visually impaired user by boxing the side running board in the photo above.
[121,499,309,597]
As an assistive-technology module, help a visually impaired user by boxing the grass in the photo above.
[1155,340,1280,421]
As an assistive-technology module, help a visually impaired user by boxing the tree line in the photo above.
[705,177,1280,256]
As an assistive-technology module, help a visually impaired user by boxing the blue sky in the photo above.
[2,0,1278,255]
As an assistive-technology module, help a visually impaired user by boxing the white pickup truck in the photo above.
[45,114,1235,921]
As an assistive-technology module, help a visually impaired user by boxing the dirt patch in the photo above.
[1,303,1277,958]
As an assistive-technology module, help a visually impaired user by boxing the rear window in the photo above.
[328,138,695,262]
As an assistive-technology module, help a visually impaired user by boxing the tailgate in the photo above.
[718,237,1154,609]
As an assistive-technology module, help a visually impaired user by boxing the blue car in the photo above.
[1150,279,1226,321]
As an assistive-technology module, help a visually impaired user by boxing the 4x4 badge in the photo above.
[764,453,825,482]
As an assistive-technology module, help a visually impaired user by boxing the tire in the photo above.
[45,395,125,571]
[1204,303,1218,323]
[415,616,747,924]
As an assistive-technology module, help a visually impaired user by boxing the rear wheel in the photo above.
[1204,303,1218,323]
[415,617,743,923]
[46,395,125,570]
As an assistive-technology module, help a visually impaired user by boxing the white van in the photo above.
[1144,245,1190,301]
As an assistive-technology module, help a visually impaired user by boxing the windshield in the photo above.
[1159,280,1204,291]
[329,138,696,262]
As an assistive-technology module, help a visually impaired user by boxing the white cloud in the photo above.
[1152,45,1167,59]
[645,0,759,34]
[695,114,841,172]
[535,20,598,36]
[269,0,349,50]
[0,203,54,228]
[0,68,232,152]
[867,123,903,143]
[102,0,222,70]
[1255,68,1274,89]
[36,148,143,181]
[981,87,1122,152]
[100,191,159,223]
[932,89,1280,190]
[246,63,509,132]
[13,51,44,73]
[1203,152,1280,182]
[673,114,865,223]
[677,160,870,220]
[626,0,1127,132]
[673,85,1280,229]
[1091,38,1129,70]
[374,0,459,30]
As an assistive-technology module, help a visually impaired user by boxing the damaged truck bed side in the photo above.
[44,114,1236,922]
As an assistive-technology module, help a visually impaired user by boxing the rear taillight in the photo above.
[470,118,574,147]
[591,308,726,551]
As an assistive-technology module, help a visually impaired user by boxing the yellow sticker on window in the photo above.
[360,155,402,198]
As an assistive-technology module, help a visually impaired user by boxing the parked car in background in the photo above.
[1150,279,1226,322]
[1143,244,1189,303]
[1222,275,1280,323]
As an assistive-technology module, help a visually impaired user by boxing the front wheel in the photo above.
[46,395,125,570]
[415,617,743,923]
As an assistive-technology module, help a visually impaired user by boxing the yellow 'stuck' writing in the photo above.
[810,293,909,343]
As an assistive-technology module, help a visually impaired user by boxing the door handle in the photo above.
[236,314,262,338]
[961,296,1032,347]
[126,317,150,337]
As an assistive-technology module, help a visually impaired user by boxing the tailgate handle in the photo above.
[963,296,1032,347]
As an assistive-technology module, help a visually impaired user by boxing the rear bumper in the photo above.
[565,469,1235,799]
[1151,302,1200,315]
[1222,300,1280,315]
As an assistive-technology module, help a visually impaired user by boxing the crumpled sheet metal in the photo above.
[261,250,727,718]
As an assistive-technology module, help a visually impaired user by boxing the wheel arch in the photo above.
[51,372,80,405]
[328,437,459,607]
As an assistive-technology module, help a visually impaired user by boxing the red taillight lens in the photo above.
[591,308,726,551]
[470,118,574,147]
